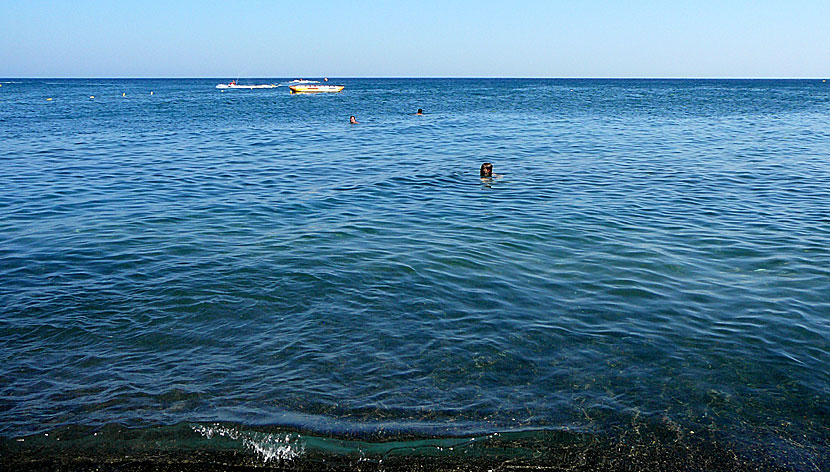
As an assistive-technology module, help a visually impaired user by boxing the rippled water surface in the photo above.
[1,78,828,469]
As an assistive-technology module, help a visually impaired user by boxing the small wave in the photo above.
[192,424,304,463]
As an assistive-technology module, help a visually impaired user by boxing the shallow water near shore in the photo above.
[1,78,828,470]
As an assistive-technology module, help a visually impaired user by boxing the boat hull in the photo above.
[289,85,344,94]
[216,84,276,89]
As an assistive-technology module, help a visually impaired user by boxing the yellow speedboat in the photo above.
[289,84,344,94]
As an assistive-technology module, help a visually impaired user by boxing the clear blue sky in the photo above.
[2,0,828,78]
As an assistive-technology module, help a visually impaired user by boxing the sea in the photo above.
[0,78,828,471]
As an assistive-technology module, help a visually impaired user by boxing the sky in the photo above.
[1,0,828,78]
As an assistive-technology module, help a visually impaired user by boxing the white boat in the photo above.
[289,84,344,94]
[215,80,277,89]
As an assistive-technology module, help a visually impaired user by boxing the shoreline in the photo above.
[1,423,802,472]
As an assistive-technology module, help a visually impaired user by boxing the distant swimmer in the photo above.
[350,115,358,124]
[416,108,423,115]
[480,162,501,179]
[480,162,494,177]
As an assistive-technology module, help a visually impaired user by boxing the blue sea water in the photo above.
[0,78,828,469]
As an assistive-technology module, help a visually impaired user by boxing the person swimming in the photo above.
[416,108,423,115]
[480,162,494,177]
[350,115,358,124]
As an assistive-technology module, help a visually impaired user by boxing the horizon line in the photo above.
[2,76,828,80]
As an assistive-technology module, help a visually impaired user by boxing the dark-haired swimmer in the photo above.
[480,162,502,180]
[416,108,423,115]
[480,162,494,177]
[349,115,358,124]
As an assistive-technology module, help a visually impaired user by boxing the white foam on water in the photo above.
[193,424,304,463]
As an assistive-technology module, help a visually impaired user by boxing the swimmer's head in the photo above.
[480,162,493,177]
[349,115,357,124]
[417,108,423,115]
